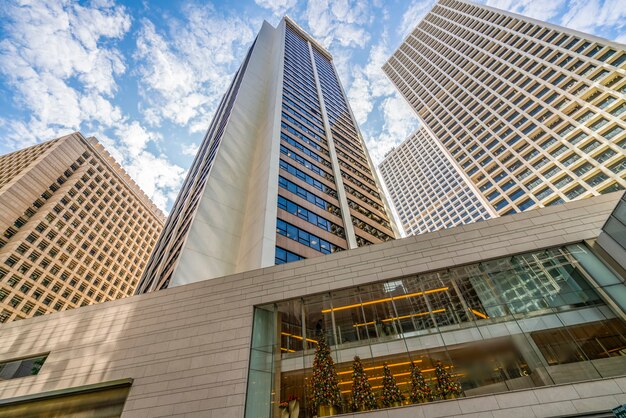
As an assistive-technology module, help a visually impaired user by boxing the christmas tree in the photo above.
[311,333,342,411]
[434,361,462,399]
[380,364,404,407]
[350,356,377,411]
[409,362,433,403]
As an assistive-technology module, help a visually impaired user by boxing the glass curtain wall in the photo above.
[246,243,626,417]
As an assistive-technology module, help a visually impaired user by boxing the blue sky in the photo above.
[1,0,624,211]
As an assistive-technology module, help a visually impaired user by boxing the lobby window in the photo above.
[0,354,47,380]
[247,244,626,418]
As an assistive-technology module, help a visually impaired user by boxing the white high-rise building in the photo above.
[138,17,396,293]
[384,0,626,218]
[379,126,494,235]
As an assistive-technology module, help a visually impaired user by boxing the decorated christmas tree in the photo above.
[434,361,462,399]
[350,356,377,411]
[380,364,404,407]
[311,333,342,411]
[409,362,433,403]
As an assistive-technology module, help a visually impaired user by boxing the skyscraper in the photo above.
[138,17,396,293]
[0,132,164,323]
[379,126,494,235]
[383,0,626,218]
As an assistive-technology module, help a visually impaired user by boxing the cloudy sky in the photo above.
[1,0,624,212]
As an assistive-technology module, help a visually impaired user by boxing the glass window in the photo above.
[0,354,47,380]
[248,244,626,418]
[517,198,535,210]
[508,188,525,201]
[275,247,304,265]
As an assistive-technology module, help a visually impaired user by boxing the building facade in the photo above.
[138,18,396,293]
[0,192,625,418]
[383,0,626,218]
[598,191,626,271]
[0,132,164,323]
[379,126,494,235]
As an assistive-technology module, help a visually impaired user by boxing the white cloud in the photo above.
[0,0,130,134]
[347,33,397,126]
[134,4,256,130]
[399,0,436,37]
[122,150,186,210]
[94,120,185,211]
[482,0,566,22]
[114,121,159,158]
[481,0,625,36]
[560,0,626,34]
[346,32,400,160]
[615,32,626,44]
[255,0,297,16]
[181,142,200,156]
[365,92,419,164]
[304,0,371,48]
[347,69,372,125]
[0,0,184,212]
[90,125,184,211]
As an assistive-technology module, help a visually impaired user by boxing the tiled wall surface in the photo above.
[0,191,623,417]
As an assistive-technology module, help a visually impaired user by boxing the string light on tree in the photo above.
[310,333,342,416]
[380,363,404,407]
[435,361,462,399]
[350,356,377,411]
[409,362,433,403]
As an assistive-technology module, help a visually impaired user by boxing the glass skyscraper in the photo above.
[383,0,626,218]
[138,18,396,293]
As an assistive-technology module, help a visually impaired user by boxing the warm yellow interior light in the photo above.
[351,308,446,328]
[281,332,318,344]
[336,360,421,375]
[471,309,489,319]
[321,287,449,313]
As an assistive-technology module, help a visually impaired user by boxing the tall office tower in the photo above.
[379,126,494,235]
[383,0,626,217]
[0,133,165,323]
[138,17,396,293]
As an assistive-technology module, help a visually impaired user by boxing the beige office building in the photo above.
[384,0,626,217]
[0,132,165,323]
[379,126,494,235]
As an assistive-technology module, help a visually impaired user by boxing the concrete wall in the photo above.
[0,192,623,418]
[171,21,282,286]
[598,192,626,272]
